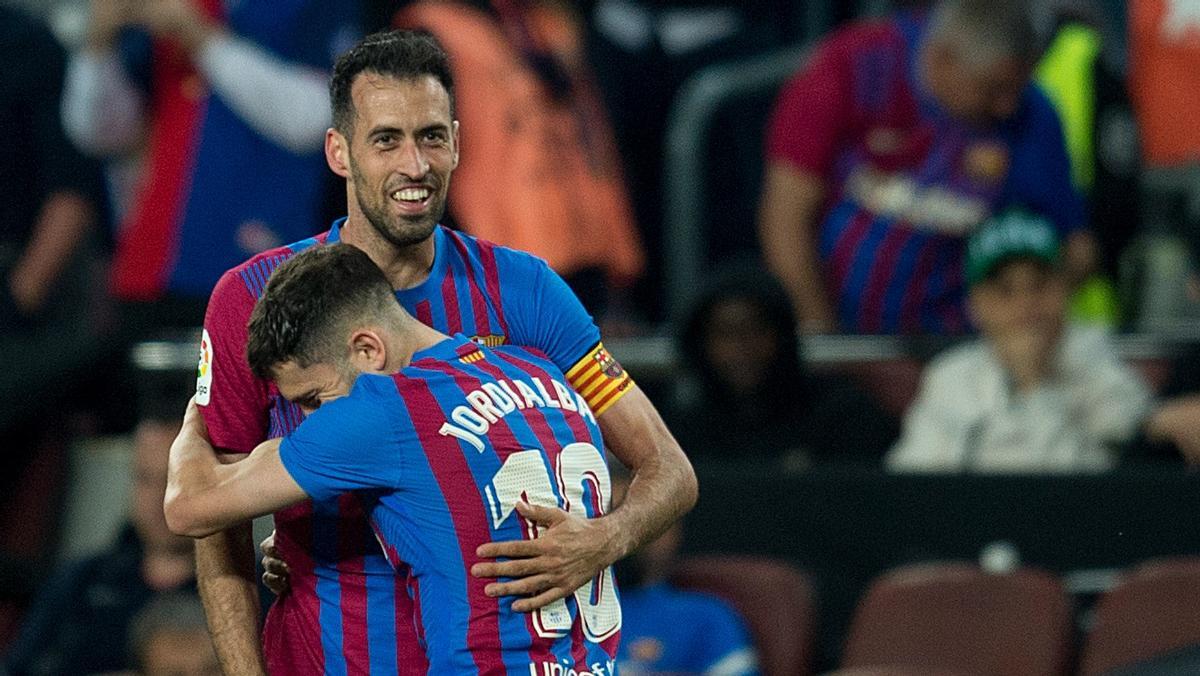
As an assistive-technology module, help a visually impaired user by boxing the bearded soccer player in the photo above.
[186,30,696,675]
[168,244,621,674]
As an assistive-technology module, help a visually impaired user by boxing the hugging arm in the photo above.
[165,400,308,538]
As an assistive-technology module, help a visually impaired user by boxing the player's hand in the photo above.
[471,501,615,613]
[259,531,291,596]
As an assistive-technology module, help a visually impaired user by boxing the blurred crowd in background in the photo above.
[3,0,1200,674]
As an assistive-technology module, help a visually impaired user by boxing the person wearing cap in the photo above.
[886,209,1151,473]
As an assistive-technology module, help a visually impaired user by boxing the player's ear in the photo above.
[348,329,387,373]
[326,128,350,178]
[450,120,460,169]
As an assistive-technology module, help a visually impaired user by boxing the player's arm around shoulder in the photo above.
[165,399,307,538]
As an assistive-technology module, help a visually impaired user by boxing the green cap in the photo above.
[965,209,1062,287]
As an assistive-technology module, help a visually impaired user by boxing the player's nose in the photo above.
[394,138,430,179]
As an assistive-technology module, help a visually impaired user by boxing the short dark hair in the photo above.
[246,244,401,380]
[329,29,455,136]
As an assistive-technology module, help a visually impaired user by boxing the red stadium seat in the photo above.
[838,562,1073,676]
[671,554,816,676]
[1078,557,1200,676]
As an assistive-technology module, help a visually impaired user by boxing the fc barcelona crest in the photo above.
[594,347,624,379]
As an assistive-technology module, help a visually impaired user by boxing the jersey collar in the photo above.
[410,332,473,364]
[328,217,345,243]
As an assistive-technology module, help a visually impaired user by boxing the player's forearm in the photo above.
[165,411,225,536]
[602,445,696,562]
[196,524,267,676]
[167,432,287,537]
[596,388,698,563]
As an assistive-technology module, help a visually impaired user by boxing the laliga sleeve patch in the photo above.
[196,329,213,406]
[565,342,633,417]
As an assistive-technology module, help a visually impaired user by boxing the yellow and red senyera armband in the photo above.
[564,342,634,417]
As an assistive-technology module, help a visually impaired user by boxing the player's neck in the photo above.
[340,215,437,291]
[388,321,449,371]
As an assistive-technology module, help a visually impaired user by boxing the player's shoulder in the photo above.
[216,232,331,300]
[442,226,552,278]
[488,343,555,370]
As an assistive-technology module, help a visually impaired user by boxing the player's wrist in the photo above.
[594,512,635,565]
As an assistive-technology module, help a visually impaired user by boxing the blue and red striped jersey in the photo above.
[766,12,1084,334]
[279,336,620,674]
[197,220,634,675]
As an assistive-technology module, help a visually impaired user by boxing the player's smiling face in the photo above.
[273,360,357,415]
[340,73,459,248]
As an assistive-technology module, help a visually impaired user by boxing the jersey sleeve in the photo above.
[764,37,853,176]
[500,254,633,416]
[278,376,405,502]
[197,270,270,454]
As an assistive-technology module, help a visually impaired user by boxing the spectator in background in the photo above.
[0,5,106,433]
[4,414,196,674]
[612,469,760,676]
[667,264,897,469]
[887,209,1151,473]
[759,0,1095,335]
[390,0,644,319]
[62,0,359,331]
[127,592,219,676]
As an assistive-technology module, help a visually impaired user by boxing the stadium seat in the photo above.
[1078,557,1200,676]
[671,554,816,676]
[838,562,1073,676]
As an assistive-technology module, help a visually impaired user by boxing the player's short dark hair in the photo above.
[246,244,401,380]
[329,29,455,136]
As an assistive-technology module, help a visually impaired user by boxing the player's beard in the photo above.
[349,154,444,249]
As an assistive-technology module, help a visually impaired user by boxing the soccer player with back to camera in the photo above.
[168,243,624,673]
[183,30,696,675]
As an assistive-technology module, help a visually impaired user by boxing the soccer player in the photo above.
[186,30,696,675]
[168,243,621,673]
